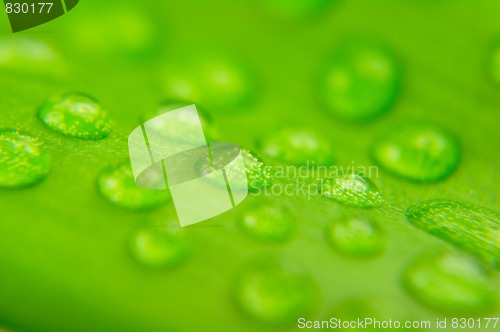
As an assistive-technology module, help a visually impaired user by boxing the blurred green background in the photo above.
[0,0,499,331]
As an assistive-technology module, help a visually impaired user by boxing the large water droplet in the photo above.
[128,222,190,268]
[163,54,256,112]
[239,204,294,242]
[319,41,399,121]
[38,93,112,140]
[320,173,383,208]
[0,129,50,188]
[403,251,494,314]
[326,217,384,258]
[232,256,317,325]
[97,163,170,210]
[260,128,334,166]
[372,123,460,182]
[406,200,500,266]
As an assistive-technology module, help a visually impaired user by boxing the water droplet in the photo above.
[196,146,273,193]
[232,256,317,325]
[70,7,157,60]
[242,148,274,192]
[491,42,500,84]
[38,93,112,140]
[128,222,190,268]
[319,41,399,121]
[239,205,294,242]
[406,200,500,266]
[142,100,218,143]
[162,70,202,104]
[97,163,170,210]
[403,251,494,313]
[320,173,383,208]
[260,128,334,166]
[326,217,384,258]
[0,37,61,74]
[0,129,50,188]
[262,0,336,19]
[372,123,460,182]
[163,54,255,112]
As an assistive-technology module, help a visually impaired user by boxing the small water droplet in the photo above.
[38,93,112,140]
[260,128,334,166]
[70,7,157,60]
[320,173,383,208]
[0,37,61,74]
[232,256,317,325]
[372,123,460,182]
[142,100,218,143]
[239,204,294,242]
[128,222,190,268]
[0,129,50,188]
[491,42,500,84]
[319,41,399,121]
[162,71,202,104]
[406,200,500,266]
[326,217,384,258]
[163,54,255,112]
[403,251,494,313]
[97,163,170,210]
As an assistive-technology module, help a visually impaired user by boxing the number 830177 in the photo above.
[5,2,53,14]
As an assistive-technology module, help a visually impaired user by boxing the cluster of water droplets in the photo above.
[1,32,499,327]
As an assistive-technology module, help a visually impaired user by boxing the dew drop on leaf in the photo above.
[319,173,383,208]
[326,216,384,258]
[238,204,294,242]
[232,256,317,325]
[97,163,170,210]
[38,93,112,140]
[0,129,51,188]
[242,148,274,192]
[128,222,190,268]
[406,200,500,266]
[403,251,494,314]
[260,128,334,166]
[0,37,61,74]
[163,54,256,113]
[319,41,399,121]
[142,100,218,143]
[196,146,273,193]
[372,123,460,182]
